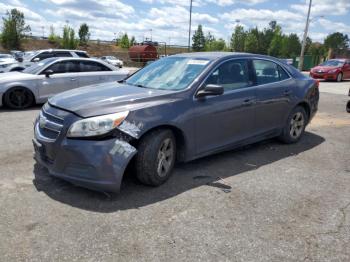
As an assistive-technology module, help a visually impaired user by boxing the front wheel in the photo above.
[4,87,34,109]
[346,101,350,113]
[136,129,176,186]
[336,72,343,82]
[279,106,308,144]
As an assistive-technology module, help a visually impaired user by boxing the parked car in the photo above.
[0,49,89,73]
[0,57,129,109]
[100,56,123,68]
[310,59,350,82]
[33,52,319,193]
[0,54,17,73]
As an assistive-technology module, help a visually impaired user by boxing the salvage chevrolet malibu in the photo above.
[33,52,319,193]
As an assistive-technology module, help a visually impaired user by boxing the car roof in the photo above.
[35,49,87,53]
[43,57,107,63]
[172,52,282,61]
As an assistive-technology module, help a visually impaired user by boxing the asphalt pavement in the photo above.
[0,80,349,261]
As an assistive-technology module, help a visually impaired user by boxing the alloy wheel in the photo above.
[289,112,304,139]
[156,138,174,177]
[8,88,32,109]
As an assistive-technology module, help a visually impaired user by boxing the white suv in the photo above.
[0,49,89,73]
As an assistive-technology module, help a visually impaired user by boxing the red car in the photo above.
[310,59,350,82]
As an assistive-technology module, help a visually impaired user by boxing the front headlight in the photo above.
[328,69,338,73]
[67,111,129,138]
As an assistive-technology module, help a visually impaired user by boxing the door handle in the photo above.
[70,78,76,81]
[242,99,254,106]
[284,90,292,96]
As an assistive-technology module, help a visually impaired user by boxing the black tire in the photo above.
[279,106,308,144]
[135,129,176,186]
[336,72,343,82]
[4,87,34,109]
[346,101,350,113]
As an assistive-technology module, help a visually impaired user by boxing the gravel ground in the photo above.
[0,81,349,262]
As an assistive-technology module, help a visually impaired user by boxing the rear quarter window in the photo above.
[76,52,89,58]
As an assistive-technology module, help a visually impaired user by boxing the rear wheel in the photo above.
[279,106,307,144]
[346,101,350,113]
[4,87,34,109]
[336,72,343,82]
[135,129,176,186]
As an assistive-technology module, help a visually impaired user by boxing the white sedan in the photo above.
[0,57,129,109]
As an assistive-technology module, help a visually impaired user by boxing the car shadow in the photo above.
[0,104,43,113]
[32,131,325,213]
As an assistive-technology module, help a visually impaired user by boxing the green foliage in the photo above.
[1,8,31,50]
[204,32,226,51]
[230,25,246,52]
[324,32,349,50]
[120,33,130,48]
[61,25,78,49]
[78,23,90,46]
[281,33,301,58]
[130,36,136,46]
[244,31,259,53]
[268,25,283,57]
[192,25,206,51]
[48,25,60,45]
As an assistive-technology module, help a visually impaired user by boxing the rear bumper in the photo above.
[33,123,137,193]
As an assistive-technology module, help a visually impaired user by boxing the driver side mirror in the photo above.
[33,58,40,62]
[196,84,224,98]
[44,70,54,78]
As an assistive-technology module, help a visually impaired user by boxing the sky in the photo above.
[0,0,349,46]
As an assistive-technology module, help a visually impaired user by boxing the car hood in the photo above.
[312,66,340,72]
[49,82,177,118]
[0,71,36,82]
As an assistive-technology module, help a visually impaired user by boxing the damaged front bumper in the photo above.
[33,122,137,193]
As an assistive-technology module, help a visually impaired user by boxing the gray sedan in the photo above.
[0,57,129,109]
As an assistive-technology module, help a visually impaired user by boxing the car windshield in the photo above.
[21,58,57,74]
[125,56,211,90]
[107,56,117,60]
[320,60,344,67]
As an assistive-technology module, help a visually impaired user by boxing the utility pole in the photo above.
[188,0,193,52]
[298,0,312,71]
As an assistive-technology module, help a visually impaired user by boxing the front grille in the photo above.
[36,104,68,142]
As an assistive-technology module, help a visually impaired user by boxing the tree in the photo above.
[192,25,206,51]
[1,8,31,49]
[78,23,90,46]
[268,25,283,57]
[204,33,226,51]
[324,32,349,50]
[244,31,259,53]
[48,25,60,45]
[120,33,130,48]
[130,36,136,46]
[61,25,78,49]
[281,33,301,58]
[230,25,246,52]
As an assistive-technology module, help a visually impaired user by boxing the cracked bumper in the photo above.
[33,128,137,193]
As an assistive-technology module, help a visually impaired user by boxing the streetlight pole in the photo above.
[188,0,193,52]
[298,0,312,71]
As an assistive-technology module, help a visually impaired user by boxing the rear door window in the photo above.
[76,52,89,58]
[32,52,55,61]
[253,60,290,85]
[79,61,111,72]
[54,51,73,57]
[43,61,79,74]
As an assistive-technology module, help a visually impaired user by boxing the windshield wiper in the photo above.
[117,79,126,83]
